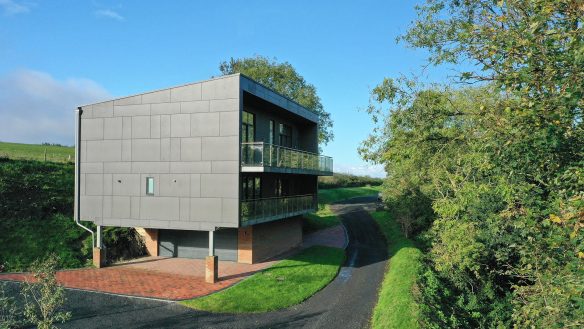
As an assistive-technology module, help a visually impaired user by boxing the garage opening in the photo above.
[158,229,238,261]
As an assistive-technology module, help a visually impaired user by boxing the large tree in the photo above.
[219,56,333,147]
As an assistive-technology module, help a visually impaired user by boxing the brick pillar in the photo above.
[93,247,106,268]
[205,256,218,283]
[136,228,159,256]
[143,228,159,256]
[238,226,253,264]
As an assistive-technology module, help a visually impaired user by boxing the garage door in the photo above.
[158,229,238,261]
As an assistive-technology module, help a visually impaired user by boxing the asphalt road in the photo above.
[6,195,388,329]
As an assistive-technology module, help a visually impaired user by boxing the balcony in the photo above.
[240,194,316,226]
[241,142,333,175]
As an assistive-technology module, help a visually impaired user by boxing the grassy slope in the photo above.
[0,159,91,271]
[181,246,344,312]
[1,215,90,271]
[304,185,381,233]
[0,142,74,163]
[370,210,422,329]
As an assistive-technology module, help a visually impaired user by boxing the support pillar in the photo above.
[205,256,218,284]
[238,226,253,264]
[93,225,106,268]
[205,230,218,283]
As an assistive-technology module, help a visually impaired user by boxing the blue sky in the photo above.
[0,0,449,177]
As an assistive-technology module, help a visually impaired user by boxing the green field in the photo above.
[370,210,422,329]
[0,141,74,163]
[304,185,382,233]
[181,246,344,313]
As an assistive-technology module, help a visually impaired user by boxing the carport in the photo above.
[158,229,238,261]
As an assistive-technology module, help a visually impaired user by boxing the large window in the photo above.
[242,111,255,143]
[242,175,261,200]
[279,123,292,147]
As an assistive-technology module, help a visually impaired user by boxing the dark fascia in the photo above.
[239,74,319,124]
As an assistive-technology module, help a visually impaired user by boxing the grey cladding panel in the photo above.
[80,75,242,230]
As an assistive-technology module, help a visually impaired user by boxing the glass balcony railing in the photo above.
[241,142,333,175]
[240,194,316,225]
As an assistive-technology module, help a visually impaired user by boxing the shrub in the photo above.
[0,282,23,329]
[21,255,71,329]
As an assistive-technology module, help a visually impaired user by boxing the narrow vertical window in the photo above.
[241,111,255,143]
[269,120,275,144]
[279,123,292,147]
[146,177,154,195]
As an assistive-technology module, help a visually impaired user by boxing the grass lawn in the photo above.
[0,141,74,163]
[370,210,422,329]
[318,185,381,204]
[181,246,344,313]
[304,185,382,233]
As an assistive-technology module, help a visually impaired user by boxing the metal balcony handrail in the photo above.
[241,193,315,202]
[241,142,332,160]
[240,193,317,224]
[240,142,333,173]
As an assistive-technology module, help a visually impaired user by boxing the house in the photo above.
[74,73,332,282]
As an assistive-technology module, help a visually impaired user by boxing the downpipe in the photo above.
[74,108,95,247]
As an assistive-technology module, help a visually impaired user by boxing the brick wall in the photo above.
[237,216,302,264]
[136,227,159,256]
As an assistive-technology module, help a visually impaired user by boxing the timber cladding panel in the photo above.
[78,75,241,231]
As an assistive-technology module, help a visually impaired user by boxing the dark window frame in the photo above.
[279,123,292,147]
[242,111,255,143]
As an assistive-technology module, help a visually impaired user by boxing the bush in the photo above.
[102,227,146,264]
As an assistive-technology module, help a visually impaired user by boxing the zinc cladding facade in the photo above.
[77,74,321,232]
[78,75,241,232]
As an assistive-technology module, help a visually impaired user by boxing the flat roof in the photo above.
[79,73,319,123]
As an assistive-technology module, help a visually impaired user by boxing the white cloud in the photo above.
[334,163,386,178]
[95,9,124,21]
[0,0,30,15]
[0,69,111,145]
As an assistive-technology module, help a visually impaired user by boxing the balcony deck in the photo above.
[240,194,316,226]
[240,142,333,175]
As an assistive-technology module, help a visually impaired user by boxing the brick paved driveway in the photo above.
[0,257,274,300]
[0,224,347,301]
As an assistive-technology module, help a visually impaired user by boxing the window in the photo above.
[275,178,290,197]
[146,177,154,195]
[279,123,292,147]
[242,111,255,143]
[242,175,261,200]
[269,120,275,144]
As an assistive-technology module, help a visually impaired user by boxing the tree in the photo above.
[361,0,583,327]
[219,56,334,147]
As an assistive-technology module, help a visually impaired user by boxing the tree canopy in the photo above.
[361,1,583,327]
[219,56,334,147]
